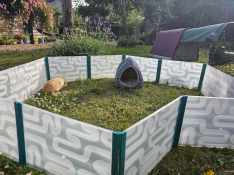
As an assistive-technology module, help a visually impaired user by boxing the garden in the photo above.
[1,0,234,175]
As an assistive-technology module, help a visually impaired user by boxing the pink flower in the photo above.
[4,165,9,169]
[26,173,31,175]
[8,25,11,28]
[0,172,4,175]
[6,25,8,28]
[7,11,9,13]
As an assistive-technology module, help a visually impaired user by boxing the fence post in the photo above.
[156,59,162,83]
[172,96,188,147]
[198,63,207,90]
[14,102,26,165]
[119,131,126,175]
[87,55,91,79]
[111,131,126,175]
[122,55,126,61]
[45,57,51,81]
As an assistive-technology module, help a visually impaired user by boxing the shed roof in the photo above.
[150,28,186,57]
[181,23,230,42]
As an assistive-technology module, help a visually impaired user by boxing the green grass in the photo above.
[0,153,45,175]
[24,78,203,131]
[197,51,234,77]
[149,145,234,175]
[110,45,152,57]
[0,45,152,71]
[0,49,50,71]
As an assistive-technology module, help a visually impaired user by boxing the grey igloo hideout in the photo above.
[115,57,143,89]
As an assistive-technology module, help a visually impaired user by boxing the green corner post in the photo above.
[119,131,126,175]
[172,96,188,147]
[45,57,51,81]
[14,102,27,165]
[156,59,162,83]
[111,131,126,175]
[122,55,126,61]
[198,63,207,90]
[87,55,91,79]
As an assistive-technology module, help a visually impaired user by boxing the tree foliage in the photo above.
[162,0,234,30]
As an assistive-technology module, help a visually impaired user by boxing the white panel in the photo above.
[160,60,203,89]
[0,98,18,161]
[179,96,234,148]
[91,55,122,79]
[22,104,112,175]
[49,56,87,82]
[124,97,181,175]
[0,58,47,102]
[201,65,234,98]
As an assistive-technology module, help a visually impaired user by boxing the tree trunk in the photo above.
[28,12,34,44]
[121,10,129,37]
[62,0,74,33]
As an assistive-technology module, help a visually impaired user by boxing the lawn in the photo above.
[0,49,50,71]
[24,78,203,131]
[0,45,152,71]
[0,153,45,175]
[150,145,234,175]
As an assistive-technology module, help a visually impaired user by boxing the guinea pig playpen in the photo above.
[0,55,234,175]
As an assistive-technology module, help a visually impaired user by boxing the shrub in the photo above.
[138,30,156,45]
[117,36,137,47]
[51,34,114,56]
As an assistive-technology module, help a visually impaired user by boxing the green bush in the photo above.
[51,34,114,56]
[117,36,137,47]
[138,30,156,45]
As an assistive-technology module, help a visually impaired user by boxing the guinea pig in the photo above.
[43,77,67,93]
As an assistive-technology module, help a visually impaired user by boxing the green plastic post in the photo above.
[45,57,51,81]
[198,63,207,90]
[122,55,126,61]
[111,131,126,175]
[14,102,27,165]
[156,59,162,83]
[87,56,91,79]
[172,96,188,147]
[112,132,120,175]
[119,131,126,175]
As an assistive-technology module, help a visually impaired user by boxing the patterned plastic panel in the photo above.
[49,56,87,82]
[91,55,122,79]
[160,60,203,89]
[201,65,234,98]
[22,104,112,175]
[124,98,181,175]
[179,96,234,148]
[126,56,158,82]
[0,98,18,160]
[0,58,47,102]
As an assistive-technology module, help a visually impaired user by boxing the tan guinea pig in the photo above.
[43,77,67,93]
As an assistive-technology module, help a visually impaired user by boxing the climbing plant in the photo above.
[0,0,55,43]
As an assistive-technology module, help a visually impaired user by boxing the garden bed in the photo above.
[24,78,203,131]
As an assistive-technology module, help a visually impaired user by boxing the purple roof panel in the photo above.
[150,28,186,57]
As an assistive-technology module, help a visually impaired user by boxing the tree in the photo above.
[74,0,110,18]
[162,0,234,30]
[62,0,74,33]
